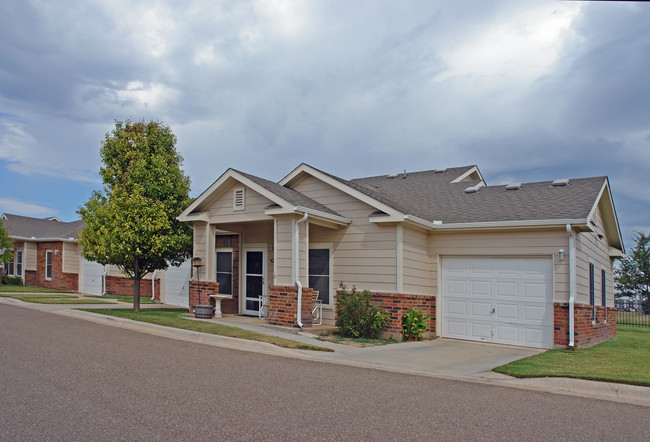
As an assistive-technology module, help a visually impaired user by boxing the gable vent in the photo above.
[464,185,481,194]
[233,187,245,211]
[505,183,522,190]
[552,179,569,187]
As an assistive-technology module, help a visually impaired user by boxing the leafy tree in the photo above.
[78,120,193,311]
[615,232,650,314]
[0,219,13,265]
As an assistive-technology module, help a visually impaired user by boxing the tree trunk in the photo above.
[133,257,140,312]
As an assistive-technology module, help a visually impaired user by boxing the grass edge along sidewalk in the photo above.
[0,293,116,304]
[81,308,334,352]
[493,326,650,387]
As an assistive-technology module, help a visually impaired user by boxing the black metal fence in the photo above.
[617,310,650,327]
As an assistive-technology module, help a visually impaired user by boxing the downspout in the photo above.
[567,224,575,348]
[151,270,157,301]
[102,266,107,295]
[294,212,309,327]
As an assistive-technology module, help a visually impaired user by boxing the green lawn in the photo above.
[0,293,116,304]
[86,295,157,304]
[493,326,650,386]
[81,308,334,352]
[0,285,68,293]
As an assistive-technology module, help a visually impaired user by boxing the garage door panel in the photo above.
[442,257,553,349]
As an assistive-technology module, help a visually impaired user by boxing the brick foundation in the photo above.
[554,303,617,348]
[189,281,219,314]
[28,242,78,291]
[268,285,315,327]
[105,275,161,301]
[366,291,436,337]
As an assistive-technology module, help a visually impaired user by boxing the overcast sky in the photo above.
[0,0,648,249]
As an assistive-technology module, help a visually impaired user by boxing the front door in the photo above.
[243,247,266,316]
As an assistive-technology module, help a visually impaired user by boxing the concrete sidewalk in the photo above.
[1,295,648,408]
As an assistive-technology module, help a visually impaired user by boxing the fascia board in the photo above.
[265,205,351,226]
[588,180,624,252]
[177,212,210,223]
[280,164,404,218]
[10,236,78,243]
[431,218,590,231]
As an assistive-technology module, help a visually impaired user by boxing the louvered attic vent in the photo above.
[233,187,245,211]
[464,185,481,194]
[552,179,570,187]
[506,183,522,190]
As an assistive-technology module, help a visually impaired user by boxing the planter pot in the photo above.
[192,304,215,319]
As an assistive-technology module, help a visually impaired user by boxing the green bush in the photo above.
[335,283,391,339]
[401,307,430,341]
[2,275,23,285]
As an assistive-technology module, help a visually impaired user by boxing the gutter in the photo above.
[10,236,78,243]
[294,212,309,327]
[567,224,576,348]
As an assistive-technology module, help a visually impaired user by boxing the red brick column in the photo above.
[189,281,219,313]
[554,303,617,348]
[268,285,315,327]
[105,276,160,300]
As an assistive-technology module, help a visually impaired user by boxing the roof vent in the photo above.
[505,183,522,190]
[464,185,480,194]
[552,179,569,187]
[435,168,447,173]
[386,173,399,179]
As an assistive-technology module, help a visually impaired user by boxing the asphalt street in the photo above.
[1,303,648,441]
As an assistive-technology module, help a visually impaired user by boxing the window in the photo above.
[216,249,233,296]
[601,268,607,321]
[309,248,331,305]
[5,256,14,275]
[46,250,53,280]
[16,250,22,278]
[589,262,595,321]
[233,187,245,211]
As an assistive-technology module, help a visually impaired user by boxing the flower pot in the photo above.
[192,304,215,319]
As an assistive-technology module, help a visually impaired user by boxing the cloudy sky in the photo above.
[0,0,648,249]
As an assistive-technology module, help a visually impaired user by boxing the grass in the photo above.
[81,308,334,352]
[0,285,68,293]
[86,295,157,304]
[0,293,116,304]
[493,326,650,386]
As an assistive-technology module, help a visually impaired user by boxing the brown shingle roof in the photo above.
[1,214,84,240]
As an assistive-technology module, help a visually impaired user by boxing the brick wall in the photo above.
[105,275,161,301]
[216,234,239,314]
[366,291,436,337]
[189,281,219,314]
[554,303,617,348]
[268,285,315,327]
[29,242,78,291]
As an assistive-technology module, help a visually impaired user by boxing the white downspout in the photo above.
[102,266,107,295]
[151,270,157,301]
[294,212,309,328]
[567,224,575,348]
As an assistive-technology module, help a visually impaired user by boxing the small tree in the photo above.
[615,232,650,313]
[0,219,13,266]
[78,120,193,311]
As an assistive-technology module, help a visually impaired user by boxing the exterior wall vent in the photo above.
[464,185,480,194]
[552,179,569,187]
[233,187,245,211]
[506,183,522,190]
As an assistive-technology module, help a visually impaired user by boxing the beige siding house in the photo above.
[178,164,624,349]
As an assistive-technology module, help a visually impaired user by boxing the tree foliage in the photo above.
[0,219,13,265]
[615,232,650,313]
[78,120,193,311]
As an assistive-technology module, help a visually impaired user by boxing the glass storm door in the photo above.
[243,248,265,316]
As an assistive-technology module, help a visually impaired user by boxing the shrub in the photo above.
[335,282,390,339]
[401,307,430,341]
[2,275,23,285]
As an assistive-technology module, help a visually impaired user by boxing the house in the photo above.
[178,164,624,349]
[0,213,167,300]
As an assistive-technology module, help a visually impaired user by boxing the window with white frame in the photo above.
[5,253,14,275]
[46,250,53,280]
[309,247,331,305]
[216,248,233,296]
[601,268,607,321]
[16,250,22,278]
[589,262,595,321]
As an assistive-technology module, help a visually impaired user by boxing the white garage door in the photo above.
[442,257,554,349]
[81,258,104,296]
[163,260,191,307]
